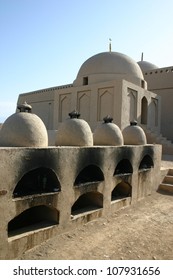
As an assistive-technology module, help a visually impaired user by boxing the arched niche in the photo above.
[141,96,148,125]
[71,191,103,215]
[74,165,104,186]
[114,159,133,176]
[98,89,113,121]
[111,181,132,201]
[8,205,59,237]
[139,155,154,171]
[13,167,61,198]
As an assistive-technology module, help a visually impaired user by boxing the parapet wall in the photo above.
[0,145,161,259]
[144,66,173,90]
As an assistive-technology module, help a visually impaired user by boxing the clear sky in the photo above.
[0,0,173,122]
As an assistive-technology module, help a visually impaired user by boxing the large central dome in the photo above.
[73,52,144,87]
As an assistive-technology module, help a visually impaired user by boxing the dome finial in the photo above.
[141,52,144,61]
[109,38,112,52]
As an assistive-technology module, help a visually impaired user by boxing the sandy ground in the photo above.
[19,156,173,260]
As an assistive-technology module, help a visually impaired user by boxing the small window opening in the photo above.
[114,159,133,176]
[139,155,154,171]
[111,181,132,200]
[71,191,103,215]
[83,76,88,85]
[74,165,104,186]
[141,80,145,88]
[8,205,59,237]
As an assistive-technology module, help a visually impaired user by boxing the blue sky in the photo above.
[0,0,173,122]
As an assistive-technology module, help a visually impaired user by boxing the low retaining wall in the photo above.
[0,145,161,259]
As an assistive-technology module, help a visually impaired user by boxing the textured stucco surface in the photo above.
[0,112,48,147]
[0,145,161,259]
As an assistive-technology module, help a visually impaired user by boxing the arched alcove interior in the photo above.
[13,167,61,198]
[71,191,103,215]
[74,165,104,186]
[114,159,133,176]
[8,205,59,237]
[139,155,154,171]
[141,96,148,124]
[111,181,132,201]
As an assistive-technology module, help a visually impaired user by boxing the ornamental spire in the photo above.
[109,38,112,52]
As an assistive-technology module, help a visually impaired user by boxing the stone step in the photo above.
[168,169,173,176]
[141,126,173,153]
[158,183,173,194]
[163,175,173,184]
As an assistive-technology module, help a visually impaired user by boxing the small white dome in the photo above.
[122,121,147,145]
[74,52,144,87]
[93,116,123,146]
[55,110,93,146]
[0,103,48,147]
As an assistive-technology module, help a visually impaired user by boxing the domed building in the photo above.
[17,50,160,144]
[74,52,145,88]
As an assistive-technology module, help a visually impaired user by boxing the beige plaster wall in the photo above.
[143,67,173,141]
[0,145,161,259]
[17,78,160,136]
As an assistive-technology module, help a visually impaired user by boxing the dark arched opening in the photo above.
[141,96,148,124]
[74,165,104,186]
[13,167,61,198]
[111,181,132,201]
[139,155,154,171]
[71,191,103,215]
[114,159,133,176]
[8,205,59,237]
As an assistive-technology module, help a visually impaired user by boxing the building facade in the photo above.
[17,51,161,144]
[138,60,173,142]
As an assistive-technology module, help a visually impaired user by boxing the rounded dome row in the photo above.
[55,112,147,146]
[0,104,147,147]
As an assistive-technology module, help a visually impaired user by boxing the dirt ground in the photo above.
[20,190,173,260]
